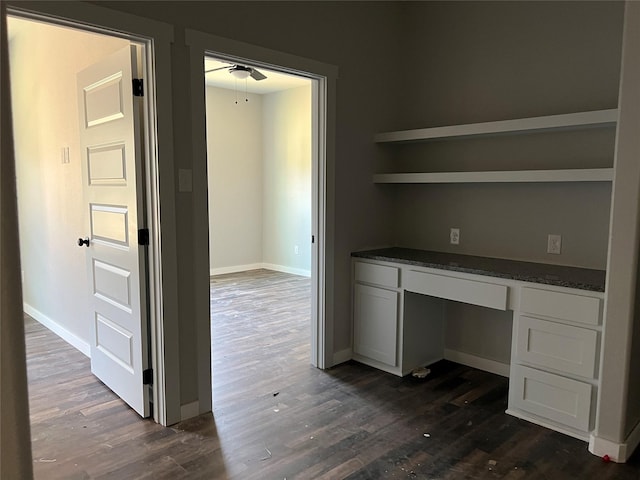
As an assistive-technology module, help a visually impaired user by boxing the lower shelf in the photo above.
[373,168,614,184]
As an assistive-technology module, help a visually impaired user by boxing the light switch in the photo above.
[61,146,70,164]
[178,169,193,192]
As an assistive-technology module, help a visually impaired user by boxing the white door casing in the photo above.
[77,45,150,417]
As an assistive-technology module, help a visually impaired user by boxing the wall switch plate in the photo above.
[61,146,70,164]
[294,245,299,255]
[450,228,460,245]
[547,234,562,254]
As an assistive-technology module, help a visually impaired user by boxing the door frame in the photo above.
[6,2,180,425]
[185,29,338,413]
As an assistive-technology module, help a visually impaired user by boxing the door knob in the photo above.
[78,237,90,247]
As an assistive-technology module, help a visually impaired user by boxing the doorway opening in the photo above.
[204,55,319,408]
[7,12,163,422]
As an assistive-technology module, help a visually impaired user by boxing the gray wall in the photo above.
[97,1,404,404]
[388,1,624,270]
[444,302,513,365]
[89,1,624,405]
[262,85,312,275]
[206,84,312,275]
[393,1,623,364]
[206,87,264,272]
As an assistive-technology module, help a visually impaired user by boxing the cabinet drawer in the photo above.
[515,316,598,378]
[355,262,399,288]
[520,287,601,326]
[405,270,507,311]
[510,365,592,432]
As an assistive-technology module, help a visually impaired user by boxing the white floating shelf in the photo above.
[374,109,618,143]
[373,168,614,184]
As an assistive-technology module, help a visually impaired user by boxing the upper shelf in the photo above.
[374,109,619,144]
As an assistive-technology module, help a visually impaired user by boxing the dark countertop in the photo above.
[352,247,606,292]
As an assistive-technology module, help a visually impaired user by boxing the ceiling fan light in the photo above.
[230,67,251,80]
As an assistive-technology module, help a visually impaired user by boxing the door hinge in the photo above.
[138,228,150,246]
[143,368,153,385]
[132,78,144,97]
[312,235,315,244]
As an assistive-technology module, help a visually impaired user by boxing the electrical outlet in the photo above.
[450,228,460,245]
[547,234,562,254]
[294,245,299,255]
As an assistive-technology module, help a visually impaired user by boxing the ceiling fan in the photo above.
[205,64,267,81]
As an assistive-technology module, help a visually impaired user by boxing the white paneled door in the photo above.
[77,45,150,417]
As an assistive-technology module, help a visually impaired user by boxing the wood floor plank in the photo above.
[24,269,640,479]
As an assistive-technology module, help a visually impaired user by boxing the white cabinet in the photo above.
[352,259,444,376]
[353,283,398,367]
[509,286,603,440]
[353,261,401,371]
[352,253,605,442]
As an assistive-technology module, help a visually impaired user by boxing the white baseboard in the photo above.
[210,263,311,278]
[590,419,640,462]
[262,263,311,278]
[180,400,200,421]
[444,349,510,378]
[210,263,264,276]
[332,348,352,366]
[24,303,91,357]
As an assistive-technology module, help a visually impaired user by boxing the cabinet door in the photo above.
[354,284,398,366]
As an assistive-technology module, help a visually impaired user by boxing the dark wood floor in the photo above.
[25,269,640,479]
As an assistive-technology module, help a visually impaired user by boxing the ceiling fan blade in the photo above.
[205,66,230,74]
[250,68,267,81]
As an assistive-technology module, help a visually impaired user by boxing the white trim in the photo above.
[589,420,640,463]
[209,263,310,277]
[444,349,510,378]
[185,28,337,414]
[210,263,265,276]
[185,30,338,80]
[262,263,311,278]
[6,1,174,43]
[24,304,91,357]
[210,263,311,278]
[7,2,179,426]
[180,401,200,421]
[332,348,352,365]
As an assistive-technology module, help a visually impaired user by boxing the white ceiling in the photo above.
[204,57,310,95]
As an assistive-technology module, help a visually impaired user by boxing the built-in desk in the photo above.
[351,248,606,442]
